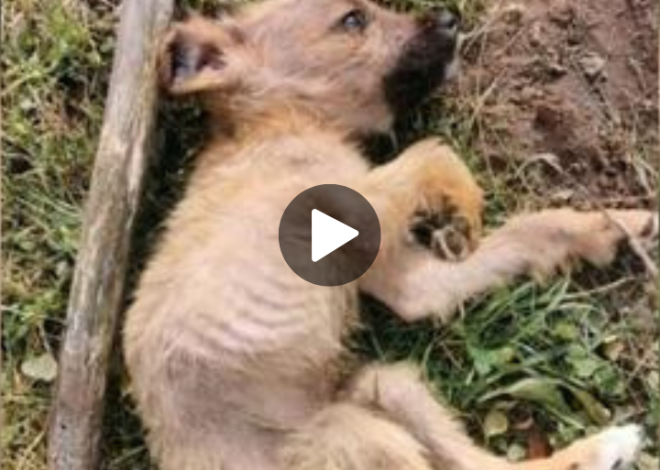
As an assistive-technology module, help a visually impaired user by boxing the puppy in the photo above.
[124,1,654,469]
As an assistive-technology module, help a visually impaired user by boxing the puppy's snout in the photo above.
[436,8,460,32]
[420,8,461,36]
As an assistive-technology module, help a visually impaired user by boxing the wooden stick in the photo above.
[48,1,174,469]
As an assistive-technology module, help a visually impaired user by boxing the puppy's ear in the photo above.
[159,17,247,95]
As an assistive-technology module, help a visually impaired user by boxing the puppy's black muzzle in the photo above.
[383,8,461,114]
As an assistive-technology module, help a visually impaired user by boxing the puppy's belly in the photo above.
[127,173,362,445]
[130,245,353,426]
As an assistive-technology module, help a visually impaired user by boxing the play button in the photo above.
[312,210,359,262]
[279,184,381,286]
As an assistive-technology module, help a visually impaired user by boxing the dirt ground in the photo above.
[457,0,658,208]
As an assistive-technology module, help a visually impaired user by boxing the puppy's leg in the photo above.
[345,363,513,470]
[361,138,484,262]
[522,425,643,470]
[362,208,657,322]
[345,363,643,470]
[281,403,434,470]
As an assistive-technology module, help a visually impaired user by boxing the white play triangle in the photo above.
[311,209,359,262]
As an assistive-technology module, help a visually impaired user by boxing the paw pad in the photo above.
[410,206,475,261]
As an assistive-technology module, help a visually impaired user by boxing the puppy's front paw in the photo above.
[399,138,483,258]
[579,210,659,267]
[410,205,476,261]
[562,425,643,470]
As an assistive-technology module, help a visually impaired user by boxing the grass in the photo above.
[1,0,657,469]
[2,1,114,468]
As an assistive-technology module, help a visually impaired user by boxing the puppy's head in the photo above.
[161,0,460,135]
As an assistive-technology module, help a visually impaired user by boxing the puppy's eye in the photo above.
[338,9,368,32]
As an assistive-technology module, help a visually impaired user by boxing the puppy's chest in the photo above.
[221,277,353,387]
[166,141,366,359]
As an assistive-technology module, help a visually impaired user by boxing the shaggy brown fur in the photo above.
[124,1,654,469]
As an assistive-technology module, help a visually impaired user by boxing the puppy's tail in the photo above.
[281,403,435,470]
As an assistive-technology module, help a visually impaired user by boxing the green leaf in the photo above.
[567,387,611,425]
[483,409,509,438]
[469,346,515,376]
[566,344,602,379]
[506,443,527,462]
[572,357,601,379]
[553,321,578,340]
[479,377,583,428]
[593,365,625,399]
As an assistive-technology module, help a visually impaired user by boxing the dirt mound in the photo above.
[459,0,658,207]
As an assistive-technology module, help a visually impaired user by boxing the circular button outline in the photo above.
[278,184,381,287]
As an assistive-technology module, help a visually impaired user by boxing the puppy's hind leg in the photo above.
[344,363,643,470]
[345,363,514,470]
[522,425,643,470]
[281,403,435,470]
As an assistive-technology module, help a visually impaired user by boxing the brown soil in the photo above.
[458,0,658,208]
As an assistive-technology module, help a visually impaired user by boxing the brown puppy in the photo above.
[124,1,654,469]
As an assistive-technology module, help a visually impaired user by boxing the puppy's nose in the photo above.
[419,8,461,35]
[436,8,460,32]
[436,8,461,32]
